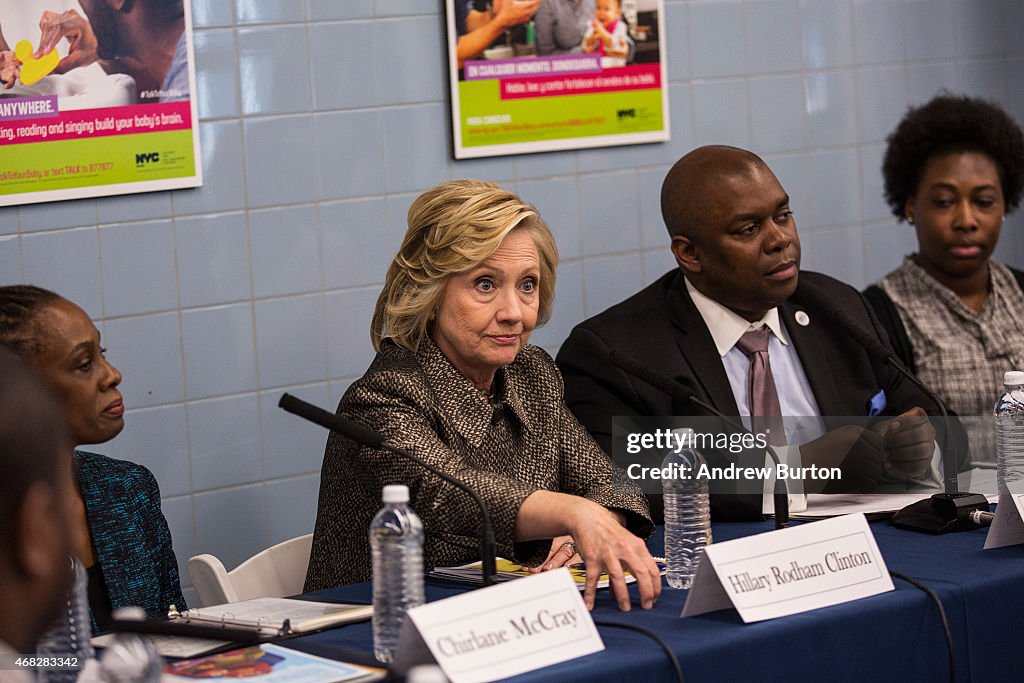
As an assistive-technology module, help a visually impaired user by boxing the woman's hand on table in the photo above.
[569,503,661,612]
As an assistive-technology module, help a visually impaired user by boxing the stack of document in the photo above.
[169,598,373,636]
[430,557,666,589]
[93,598,374,659]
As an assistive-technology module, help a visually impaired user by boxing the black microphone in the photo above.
[279,393,385,448]
[792,295,989,534]
[278,393,498,586]
[608,351,790,529]
[799,298,959,494]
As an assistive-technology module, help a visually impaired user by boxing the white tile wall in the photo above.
[4,0,1022,591]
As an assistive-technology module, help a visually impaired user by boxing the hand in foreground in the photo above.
[0,51,18,89]
[569,504,661,612]
[528,535,581,573]
[591,19,611,40]
[799,425,885,493]
[36,10,98,74]
[495,0,541,28]
[872,407,935,482]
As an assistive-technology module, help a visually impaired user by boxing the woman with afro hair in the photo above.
[864,93,1024,464]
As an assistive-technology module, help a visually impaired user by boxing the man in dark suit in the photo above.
[557,145,953,520]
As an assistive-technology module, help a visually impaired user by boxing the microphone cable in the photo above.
[592,619,684,683]
[888,571,955,683]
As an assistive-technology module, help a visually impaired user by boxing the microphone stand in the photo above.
[278,393,498,586]
[609,352,790,529]
[815,308,988,534]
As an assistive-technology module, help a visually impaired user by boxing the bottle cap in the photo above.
[671,427,695,447]
[382,484,409,504]
[1005,371,1024,386]
[406,665,448,683]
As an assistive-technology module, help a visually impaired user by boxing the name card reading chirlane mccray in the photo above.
[393,569,603,683]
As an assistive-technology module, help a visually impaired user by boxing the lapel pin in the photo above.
[795,310,810,327]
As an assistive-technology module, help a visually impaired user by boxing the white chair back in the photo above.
[187,533,313,606]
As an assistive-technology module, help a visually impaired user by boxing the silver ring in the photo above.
[560,541,576,556]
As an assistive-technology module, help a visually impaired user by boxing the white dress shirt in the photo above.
[685,278,821,510]
[685,277,941,497]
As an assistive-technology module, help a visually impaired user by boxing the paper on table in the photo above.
[162,643,384,682]
[430,557,665,589]
[173,597,372,635]
[790,468,999,519]
[93,632,231,659]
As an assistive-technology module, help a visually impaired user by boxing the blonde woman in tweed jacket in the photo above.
[306,179,659,612]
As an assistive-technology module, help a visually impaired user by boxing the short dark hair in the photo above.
[0,346,67,538]
[0,285,61,357]
[882,93,1024,220]
[661,145,767,239]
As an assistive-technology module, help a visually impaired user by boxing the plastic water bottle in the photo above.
[98,608,162,683]
[662,428,711,589]
[36,557,94,683]
[994,371,1024,495]
[371,484,424,663]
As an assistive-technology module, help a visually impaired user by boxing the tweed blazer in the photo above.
[305,338,653,590]
[76,450,186,632]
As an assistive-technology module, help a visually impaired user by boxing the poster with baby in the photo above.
[446,0,668,158]
[0,0,200,206]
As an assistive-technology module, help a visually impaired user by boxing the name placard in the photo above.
[984,492,1024,549]
[682,513,893,622]
[393,568,603,683]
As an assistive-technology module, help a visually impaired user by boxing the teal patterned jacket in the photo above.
[76,450,187,632]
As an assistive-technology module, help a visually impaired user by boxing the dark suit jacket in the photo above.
[76,450,186,633]
[556,269,966,520]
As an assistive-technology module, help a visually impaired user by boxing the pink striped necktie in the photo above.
[735,327,787,446]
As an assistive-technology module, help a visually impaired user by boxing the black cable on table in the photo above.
[593,619,684,683]
[889,571,955,683]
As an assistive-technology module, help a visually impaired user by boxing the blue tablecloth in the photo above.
[288,518,1024,682]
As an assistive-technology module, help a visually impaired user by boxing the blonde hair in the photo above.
[371,179,559,352]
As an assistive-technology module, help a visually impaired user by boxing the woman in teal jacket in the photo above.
[0,284,186,632]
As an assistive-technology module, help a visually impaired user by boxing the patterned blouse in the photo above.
[76,450,187,632]
[304,338,653,590]
[874,257,1024,462]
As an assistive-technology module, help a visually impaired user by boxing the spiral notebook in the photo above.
[170,598,373,637]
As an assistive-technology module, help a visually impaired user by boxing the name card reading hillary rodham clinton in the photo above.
[392,569,603,683]
[984,492,1024,549]
[682,513,893,623]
